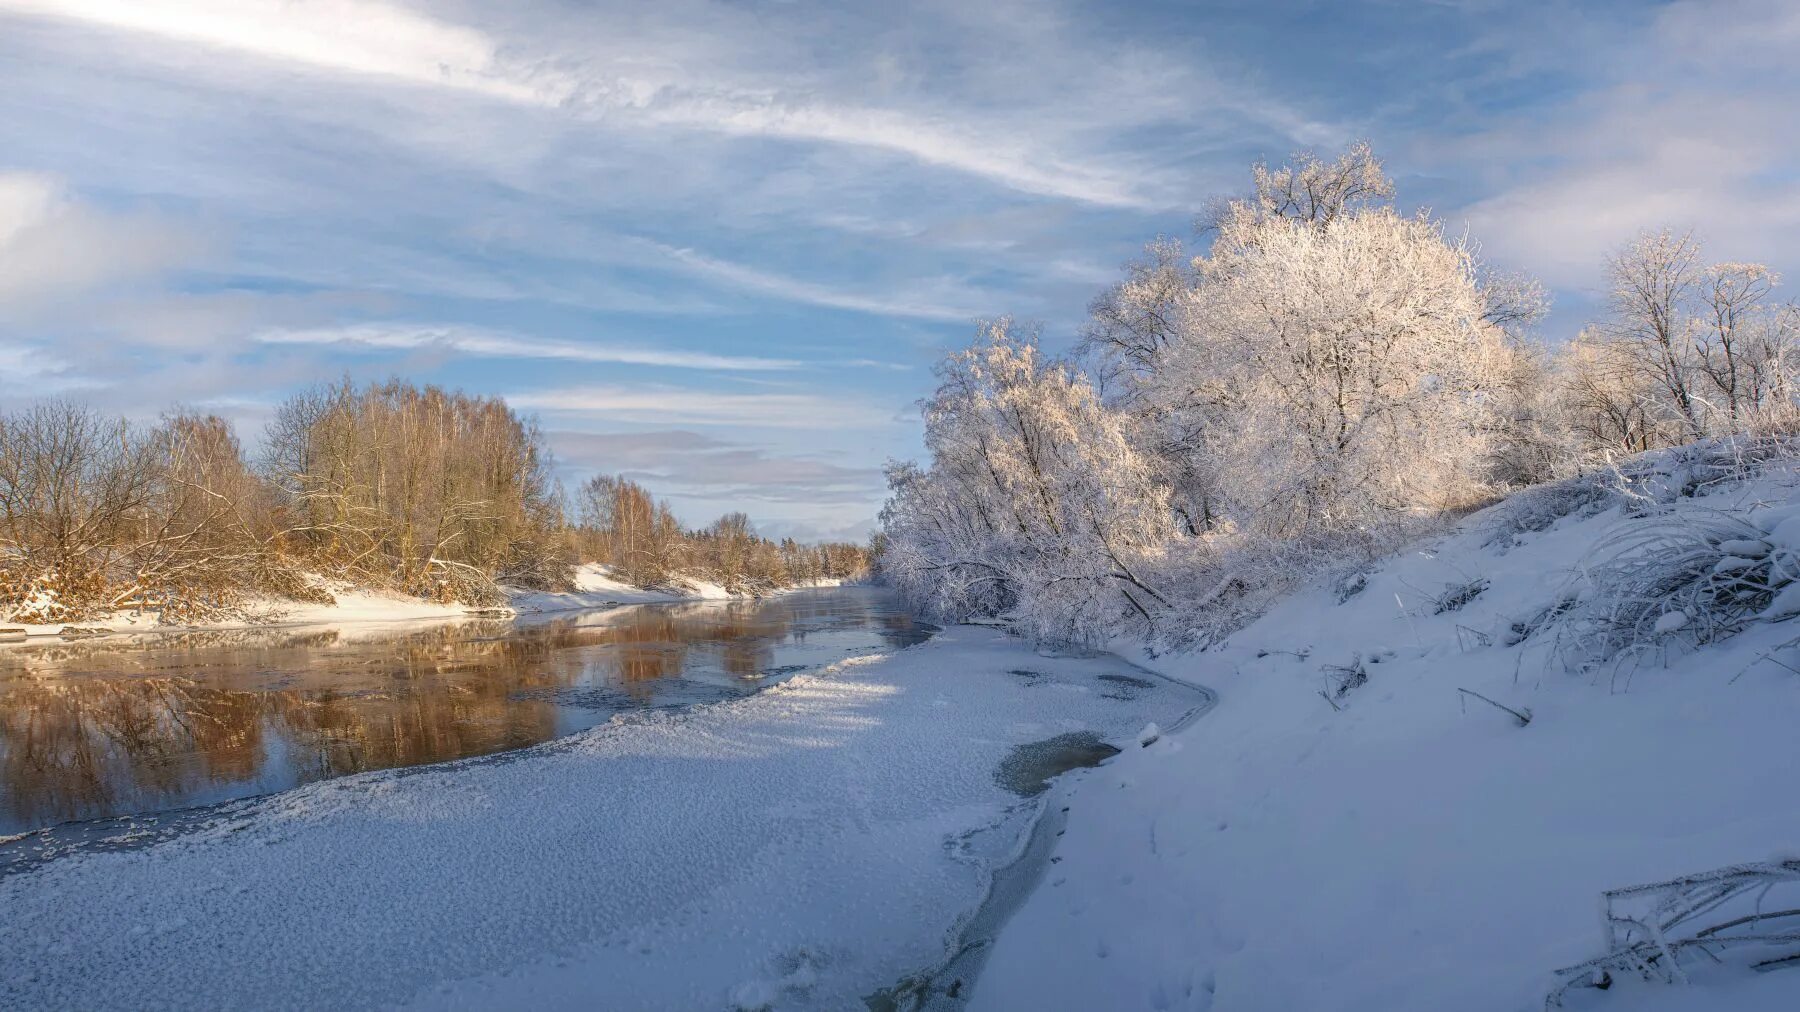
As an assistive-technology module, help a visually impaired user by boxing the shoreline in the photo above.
[0,568,852,645]
[879,641,1219,1009]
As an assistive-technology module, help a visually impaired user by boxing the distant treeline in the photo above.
[571,475,867,591]
[0,380,869,624]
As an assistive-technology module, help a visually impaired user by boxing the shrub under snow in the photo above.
[1548,445,1800,673]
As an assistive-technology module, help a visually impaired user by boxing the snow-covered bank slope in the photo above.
[972,452,1800,1012]
[0,627,1201,1010]
[0,564,811,640]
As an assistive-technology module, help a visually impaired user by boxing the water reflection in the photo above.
[0,588,926,836]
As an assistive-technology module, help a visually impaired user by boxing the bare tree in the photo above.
[1603,229,1708,440]
[263,379,570,602]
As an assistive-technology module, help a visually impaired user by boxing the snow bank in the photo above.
[0,627,1206,1010]
[0,564,789,643]
[970,453,1800,1011]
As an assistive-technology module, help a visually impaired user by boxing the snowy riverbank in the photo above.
[0,564,843,641]
[969,455,1800,1011]
[0,623,1204,1009]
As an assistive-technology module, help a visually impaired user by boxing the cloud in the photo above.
[509,384,900,429]
[547,428,884,506]
[0,171,206,309]
[634,99,1153,209]
[0,342,103,395]
[650,243,986,323]
[255,322,804,371]
[0,0,552,102]
[0,0,1298,210]
[1443,0,1800,291]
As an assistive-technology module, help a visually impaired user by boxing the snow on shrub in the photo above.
[1610,435,1799,511]
[1481,472,1616,552]
[1152,524,1429,652]
[1547,858,1800,1007]
[1554,503,1800,672]
[1432,577,1489,614]
[0,565,107,624]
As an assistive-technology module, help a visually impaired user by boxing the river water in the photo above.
[0,587,928,836]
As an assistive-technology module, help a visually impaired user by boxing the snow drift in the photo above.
[969,444,1800,1011]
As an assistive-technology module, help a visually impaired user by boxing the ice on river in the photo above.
[0,626,1207,1010]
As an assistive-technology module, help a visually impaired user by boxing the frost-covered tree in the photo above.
[880,322,1176,640]
[1083,146,1540,540]
[1553,329,1681,463]
[1595,230,1798,445]
[1603,229,1710,440]
[1158,205,1519,535]
[1203,140,1394,232]
[886,147,1555,643]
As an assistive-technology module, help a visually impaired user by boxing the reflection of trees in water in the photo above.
[0,590,920,832]
[0,625,573,831]
[0,618,690,829]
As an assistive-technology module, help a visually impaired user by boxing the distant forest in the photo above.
[0,379,868,624]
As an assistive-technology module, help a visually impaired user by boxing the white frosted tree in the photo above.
[1595,229,1798,447]
[883,146,1605,646]
[1155,203,1518,536]
[1084,145,1540,541]
[880,322,1177,640]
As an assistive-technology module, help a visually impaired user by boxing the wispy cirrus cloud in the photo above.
[650,244,987,323]
[254,323,804,371]
[509,384,900,429]
[0,0,1286,210]
[0,0,552,102]
[547,428,884,505]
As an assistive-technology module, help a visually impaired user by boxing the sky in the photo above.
[1,0,1797,541]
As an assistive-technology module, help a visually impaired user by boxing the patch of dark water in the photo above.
[993,732,1122,797]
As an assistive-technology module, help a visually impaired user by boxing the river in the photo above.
[0,587,927,837]
[0,587,1210,1009]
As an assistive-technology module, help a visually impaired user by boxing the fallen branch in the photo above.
[1457,687,1531,727]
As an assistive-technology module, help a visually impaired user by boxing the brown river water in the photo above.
[0,587,928,837]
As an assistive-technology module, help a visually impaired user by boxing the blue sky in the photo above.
[1,0,1796,540]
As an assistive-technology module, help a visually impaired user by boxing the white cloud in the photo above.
[547,428,883,505]
[509,384,900,429]
[0,0,554,102]
[1445,0,1800,290]
[0,342,103,394]
[0,0,1290,210]
[255,322,804,371]
[652,243,984,323]
[636,99,1153,209]
[0,171,205,308]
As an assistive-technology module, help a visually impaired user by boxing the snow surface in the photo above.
[0,625,1205,1010]
[969,461,1800,1011]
